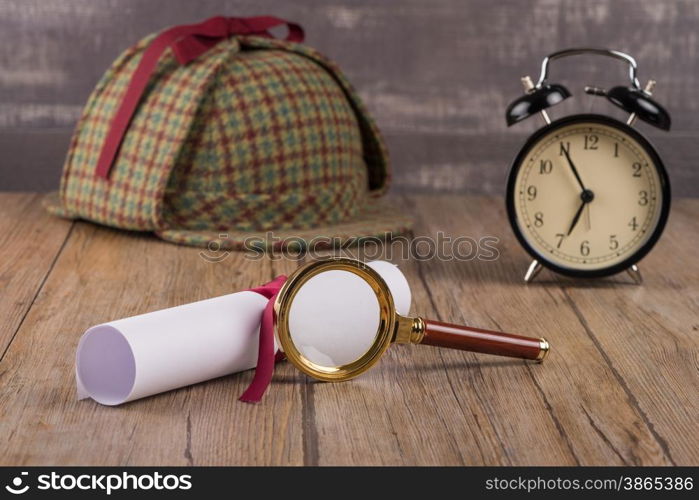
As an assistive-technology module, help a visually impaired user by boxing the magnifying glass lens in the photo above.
[288,270,381,367]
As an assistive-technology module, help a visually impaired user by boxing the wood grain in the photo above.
[306,196,678,465]
[1,0,698,195]
[423,195,678,465]
[0,193,696,465]
[559,198,699,465]
[0,193,72,355]
[0,201,304,465]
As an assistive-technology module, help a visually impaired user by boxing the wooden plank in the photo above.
[310,194,679,465]
[559,198,699,465]
[0,193,73,356]
[0,221,304,465]
[0,194,696,465]
[408,195,677,465]
[304,243,507,465]
[1,0,699,196]
[1,0,696,132]
[307,202,578,465]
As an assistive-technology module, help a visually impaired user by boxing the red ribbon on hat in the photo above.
[95,16,304,179]
[240,275,288,403]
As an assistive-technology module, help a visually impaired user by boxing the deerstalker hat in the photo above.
[45,16,411,250]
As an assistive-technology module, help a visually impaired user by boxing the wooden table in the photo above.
[1,193,697,466]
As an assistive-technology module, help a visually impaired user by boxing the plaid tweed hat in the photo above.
[45,16,411,250]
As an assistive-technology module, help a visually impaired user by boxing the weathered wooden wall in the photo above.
[1,0,697,195]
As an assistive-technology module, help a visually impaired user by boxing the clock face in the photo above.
[507,114,670,277]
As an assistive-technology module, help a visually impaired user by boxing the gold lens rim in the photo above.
[274,257,396,382]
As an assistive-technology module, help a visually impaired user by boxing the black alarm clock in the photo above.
[504,48,671,283]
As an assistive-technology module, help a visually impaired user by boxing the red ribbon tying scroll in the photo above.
[240,275,288,403]
[95,16,304,179]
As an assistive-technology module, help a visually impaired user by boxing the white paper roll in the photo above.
[367,260,411,315]
[76,260,412,405]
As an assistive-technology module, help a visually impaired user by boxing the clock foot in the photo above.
[626,264,643,285]
[524,260,543,283]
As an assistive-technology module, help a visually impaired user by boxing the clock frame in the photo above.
[506,113,671,279]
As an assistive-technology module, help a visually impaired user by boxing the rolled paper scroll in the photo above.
[75,260,411,405]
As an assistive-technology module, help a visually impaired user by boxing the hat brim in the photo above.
[44,191,412,251]
[43,191,76,219]
[155,198,412,251]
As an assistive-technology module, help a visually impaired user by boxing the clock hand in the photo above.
[562,147,587,192]
[566,189,595,236]
[566,200,587,236]
[585,203,591,231]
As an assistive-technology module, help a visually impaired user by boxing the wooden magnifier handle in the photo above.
[418,318,549,361]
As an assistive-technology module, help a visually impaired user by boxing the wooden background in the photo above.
[1,0,698,196]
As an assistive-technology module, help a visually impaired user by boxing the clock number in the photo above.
[628,216,638,231]
[584,134,599,150]
[559,142,570,156]
[638,190,649,206]
[555,233,565,249]
[534,212,544,227]
[614,143,619,157]
[609,234,619,250]
[580,240,590,256]
[539,159,553,174]
[632,162,642,177]
[527,185,537,201]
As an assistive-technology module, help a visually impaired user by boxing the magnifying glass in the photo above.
[274,258,550,382]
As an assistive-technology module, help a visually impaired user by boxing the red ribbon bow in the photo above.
[95,16,304,179]
[240,275,288,403]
